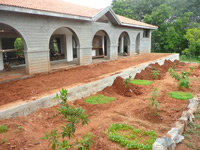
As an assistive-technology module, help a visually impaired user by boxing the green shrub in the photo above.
[130,79,153,85]
[168,91,193,100]
[106,123,157,150]
[0,124,8,133]
[85,94,115,104]
[42,89,95,150]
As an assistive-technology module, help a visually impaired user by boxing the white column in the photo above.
[66,33,73,61]
[102,36,104,55]
[0,38,4,71]
[119,36,124,54]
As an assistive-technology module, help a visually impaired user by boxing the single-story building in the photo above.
[0,0,157,74]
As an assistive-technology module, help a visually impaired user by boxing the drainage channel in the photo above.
[0,54,179,119]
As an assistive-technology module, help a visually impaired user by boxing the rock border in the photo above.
[153,94,200,150]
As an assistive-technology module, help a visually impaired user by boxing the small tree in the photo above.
[42,89,95,150]
[147,88,159,116]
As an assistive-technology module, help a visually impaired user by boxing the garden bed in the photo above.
[0,60,200,150]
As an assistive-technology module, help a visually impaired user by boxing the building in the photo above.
[0,0,157,74]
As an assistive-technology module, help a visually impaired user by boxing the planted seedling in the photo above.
[0,124,8,133]
[151,67,160,79]
[147,88,159,116]
[106,123,157,149]
[168,68,190,89]
[42,89,95,150]
[123,76,132,88]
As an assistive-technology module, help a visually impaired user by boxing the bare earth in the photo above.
[0,53,170,107]
[0,59,199,150]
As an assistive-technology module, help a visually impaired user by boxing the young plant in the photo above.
[147,88,159,116]
[168,68,190,89]
[123,76,132,88]
[42,89,95,150]
[0,124,8,133]
[151,67,160,79]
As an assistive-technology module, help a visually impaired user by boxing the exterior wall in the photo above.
[0,10,152,74]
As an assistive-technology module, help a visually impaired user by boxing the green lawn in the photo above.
[130,79,153,85]
[85,94,115,104]
[168,91,193,100]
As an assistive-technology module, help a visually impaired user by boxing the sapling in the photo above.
[123,76,132,91]
[151,67,160,79]
[147,88,159,116]
[168,68,190,89]
[42,89,95,150]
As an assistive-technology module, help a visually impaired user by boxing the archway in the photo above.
[136,33,140,54]
[0,23,27,72]
[118,32,130,56]
[92,30,110,60]
[49,27,80,66]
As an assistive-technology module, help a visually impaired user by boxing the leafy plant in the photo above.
[147,88,159,116]
[168,91,193,100]
[106,123,157,150]
[151,67,160,79]
[85,94,115,104]
[168,68,190,89]
[15,126,22,133]
[130,79,153,85]
[123,76,132,88]
[0,124,8,133]
[42,89,95,150]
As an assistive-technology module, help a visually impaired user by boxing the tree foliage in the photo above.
[112,0,199,56]
[14,38,24,50]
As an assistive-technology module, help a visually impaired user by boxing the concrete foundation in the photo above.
[0,54,179,119]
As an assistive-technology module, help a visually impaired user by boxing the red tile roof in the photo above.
[117,15,158,29]
[0,0,102,18]
[0,0,157,29]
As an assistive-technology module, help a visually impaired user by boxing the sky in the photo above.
[63,0,112,8]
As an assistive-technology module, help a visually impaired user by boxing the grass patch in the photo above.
[130,79,153,85]
[186,142,196,149]
[168,91,193,100]
[0,124,8,133]
[194,114,200,120]
[85,94,115,104]
[180,55,200,64]
[106,123,157,150]
[183,133,192,140]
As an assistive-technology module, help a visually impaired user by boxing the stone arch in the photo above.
[136,33,140,54]
[117,31,130,56]
[0,22,28,71]
[48,26,80,64]
[92,29,111,59]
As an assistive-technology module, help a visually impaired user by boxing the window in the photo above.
[143,29,150,38]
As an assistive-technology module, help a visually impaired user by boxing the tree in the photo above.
[14,38,24,50]
[183,28,200,56]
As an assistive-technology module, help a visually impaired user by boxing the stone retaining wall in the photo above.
[0,54,179,119]
[153,94,200,150]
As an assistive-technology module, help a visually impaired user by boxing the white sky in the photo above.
[63,0,112,9]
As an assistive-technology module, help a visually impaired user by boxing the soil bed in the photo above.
[0,61,199,150]
[0,53,170,107]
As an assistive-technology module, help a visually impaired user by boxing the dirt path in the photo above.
[0,62,199,150]
[0,53,169,107]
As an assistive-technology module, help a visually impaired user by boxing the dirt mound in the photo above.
[103,76,143,97]
[135,60,185,80]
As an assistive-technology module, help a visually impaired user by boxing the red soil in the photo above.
[0,53,170,107]
[0,61,200,150]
